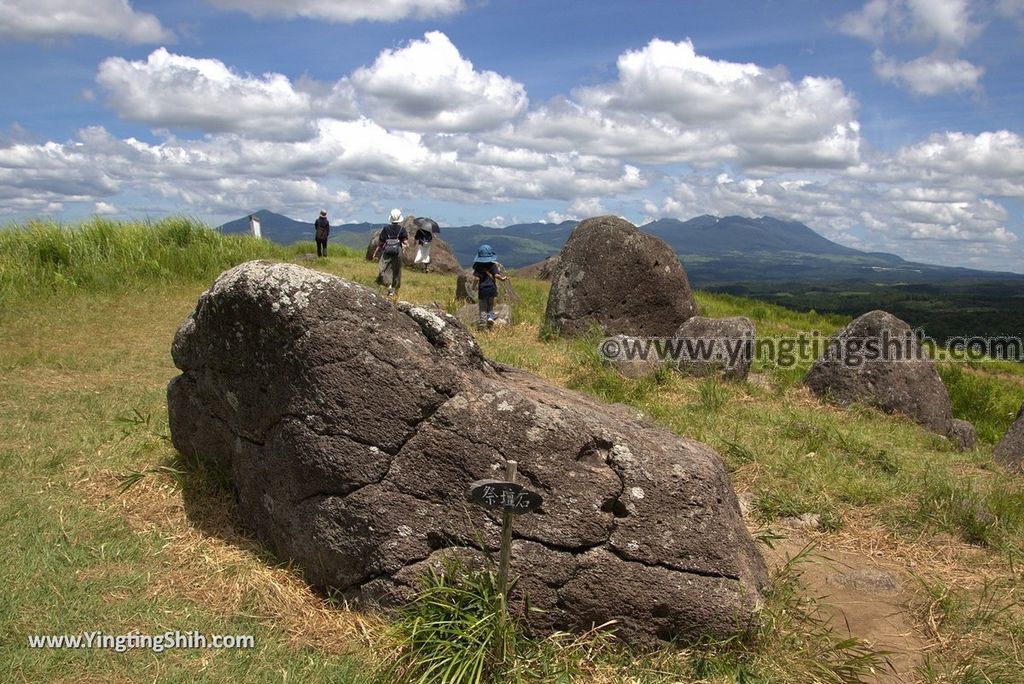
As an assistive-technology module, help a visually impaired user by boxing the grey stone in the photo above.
[785,513,823,530]
[948,419,977,452]
[673,316,756,381]
[544,216,697,338]
[826,569,900,594]
[167,261,769,646]
[601,334,663,379]
[994,402,1024,474]
[455,271,476,303]
[803,310,953,436]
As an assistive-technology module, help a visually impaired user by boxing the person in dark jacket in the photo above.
[314,209,330,257]
[372,208,408,301]
[472,244,507,328]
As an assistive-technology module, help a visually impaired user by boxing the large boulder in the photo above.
[803,310,953,435]
[674,316,756,381]
[544,216,697,337]
[167,261,768,646]
[994,403,1024,474]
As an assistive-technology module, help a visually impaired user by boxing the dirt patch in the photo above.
[763,536,926,683]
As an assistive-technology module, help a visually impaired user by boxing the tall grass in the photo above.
[0,217,333,312]
[938,363,1024,443]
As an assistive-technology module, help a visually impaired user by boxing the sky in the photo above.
[1,0,1023,272]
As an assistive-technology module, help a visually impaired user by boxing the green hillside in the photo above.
[2,219,1022,683]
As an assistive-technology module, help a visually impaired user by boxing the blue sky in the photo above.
[1,0,1023,271]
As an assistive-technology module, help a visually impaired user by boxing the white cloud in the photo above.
[882,131,1024,194]
[208,0,463,23]
[544,210,574,224]
[872,51,984,95]
[837,0,983,47]
[2,31,1020,271]
[836,0,989,96]
[904,0,982,47]
[351,32,528,132]
[0,119,646,219]
[497,38,861,171]
[96,48,325,141]
[568,197,607,217]
[836,0,892,42]
[0,0,173,43]
[93,201,117,214]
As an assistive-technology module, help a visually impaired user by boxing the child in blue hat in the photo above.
[472,244,508,328]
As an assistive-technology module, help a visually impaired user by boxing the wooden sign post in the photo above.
[467,460,543,634]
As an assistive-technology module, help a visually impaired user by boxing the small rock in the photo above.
[787,513,822,530]
[826,568,900,593]
[948,419,977,451]
[673,316,755,381]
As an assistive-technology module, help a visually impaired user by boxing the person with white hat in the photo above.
[372,208,408,301]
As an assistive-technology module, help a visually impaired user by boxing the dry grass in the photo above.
[77,468,384,657]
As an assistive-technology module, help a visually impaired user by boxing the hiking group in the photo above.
[317,207,507,324]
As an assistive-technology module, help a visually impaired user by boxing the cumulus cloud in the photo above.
[351,32,528,132]
[208,0,464,23]
[0,0,173,43]
[837,0,983,47]
[568,197,607,217]
[0,119,646,219]
[637,130,1024,253]
[872,51,984,95]
[836,0,989,96]
[497,38,861,171]
[96,48,333,141]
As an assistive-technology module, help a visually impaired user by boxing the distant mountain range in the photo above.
[218,210,1023,285]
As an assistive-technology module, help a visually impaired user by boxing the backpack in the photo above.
[382,224,403,256]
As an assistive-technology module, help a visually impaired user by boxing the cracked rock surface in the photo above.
[168,260,768,645]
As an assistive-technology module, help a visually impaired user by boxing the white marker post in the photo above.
[249,214,262,239]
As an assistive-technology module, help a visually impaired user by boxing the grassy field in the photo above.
[1,220,1022,682]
